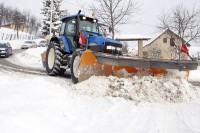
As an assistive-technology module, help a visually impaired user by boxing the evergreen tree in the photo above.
[41,0,62,35]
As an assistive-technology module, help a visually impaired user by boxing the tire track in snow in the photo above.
[0,49,46,75]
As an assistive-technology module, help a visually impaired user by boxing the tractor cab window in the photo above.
[60,22,66,35]
[65,19,76,36]
[79,17,98,33]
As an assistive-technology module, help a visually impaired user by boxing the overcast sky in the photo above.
[1,0,200,40]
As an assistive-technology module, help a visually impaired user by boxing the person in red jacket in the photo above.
[181,42,189,60]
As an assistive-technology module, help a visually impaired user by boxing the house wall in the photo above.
[143,32,182,59]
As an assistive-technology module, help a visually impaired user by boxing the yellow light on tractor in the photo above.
[92,13,96,17]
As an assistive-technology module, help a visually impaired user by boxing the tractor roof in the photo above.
[61,14,96,21]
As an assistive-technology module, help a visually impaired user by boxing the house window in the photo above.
[163,38,167,43]
[170,38,175,46]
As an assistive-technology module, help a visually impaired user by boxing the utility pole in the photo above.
[50,0,53,37]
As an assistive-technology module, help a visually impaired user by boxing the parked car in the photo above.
[35,39,48,47]
[0,42,12,57]
[21,40,37,49]
[38,40,47,47]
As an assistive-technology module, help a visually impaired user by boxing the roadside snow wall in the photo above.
[74,72,200,103]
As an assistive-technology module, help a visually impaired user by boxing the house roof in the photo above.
[115,34,151,41]
[144,29,191,48]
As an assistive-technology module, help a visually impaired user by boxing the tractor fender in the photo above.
[59,36,71,53]
[49,36,71,53]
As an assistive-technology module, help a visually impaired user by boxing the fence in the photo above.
[0,32,35,40]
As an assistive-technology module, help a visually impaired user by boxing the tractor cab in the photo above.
[59,14,100,53]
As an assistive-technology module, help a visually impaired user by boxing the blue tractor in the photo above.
[44,10,198,84]
[45,10,123,83]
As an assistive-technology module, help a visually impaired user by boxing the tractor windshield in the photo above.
[79,17,98,33]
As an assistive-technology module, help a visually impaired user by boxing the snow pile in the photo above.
[74,73,200,103]
[73,76,110,97]
[9,47,46,69]
[107,74,199,103]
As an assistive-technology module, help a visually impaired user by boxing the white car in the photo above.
[21,41,37,49]
[38,40,47,47]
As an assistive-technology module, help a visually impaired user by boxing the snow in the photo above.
[0,27,31,37]
[1,69,200,133]
[1,44,200,133]
[73,73,200,103]
[0,27,34,41]
[8,47,46,69]
[115,34,151,40]
[0,27,38,50]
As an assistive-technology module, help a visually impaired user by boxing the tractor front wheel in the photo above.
[70,51,81,84]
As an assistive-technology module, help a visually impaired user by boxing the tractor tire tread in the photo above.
[46,42,65,76]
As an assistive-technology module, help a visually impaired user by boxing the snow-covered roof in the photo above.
[115,34,151,41]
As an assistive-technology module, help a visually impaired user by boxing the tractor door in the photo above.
[60,19,76,53]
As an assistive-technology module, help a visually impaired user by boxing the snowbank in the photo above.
[74,73,200,103]
[0,27,37,50]
[0,27,34,40]
[8,47,46,69]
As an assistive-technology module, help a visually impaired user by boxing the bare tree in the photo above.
[0,2,42,39]
[3,6,13,25]
[12,8,23,39]
[20,11,30,32]
[0,2,5,27]
[29,15,37,35]
[158,4,200,44]
[90,0,141,39]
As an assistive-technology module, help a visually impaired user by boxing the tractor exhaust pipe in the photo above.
[75,10,81,48]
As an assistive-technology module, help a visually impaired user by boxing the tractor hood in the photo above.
[87,32,122,46]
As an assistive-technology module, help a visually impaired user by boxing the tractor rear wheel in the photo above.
[70,51,80,84]
[46,42,64,76]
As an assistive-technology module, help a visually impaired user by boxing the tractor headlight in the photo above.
[104,44,122,55]
[106,46,122,51]
[82,16,86,20]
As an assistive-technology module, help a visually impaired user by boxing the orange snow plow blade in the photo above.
[78,50,174,82]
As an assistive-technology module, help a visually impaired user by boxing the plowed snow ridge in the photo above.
[74,73,200,103]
